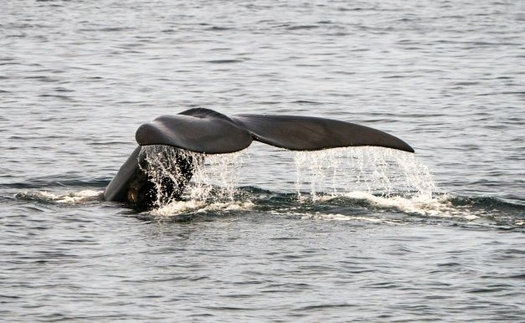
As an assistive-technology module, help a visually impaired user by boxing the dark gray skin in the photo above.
[104,108,414,208]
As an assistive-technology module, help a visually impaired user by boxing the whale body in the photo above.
[104,108,414,208]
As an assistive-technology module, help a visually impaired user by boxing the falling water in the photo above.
[294,147,437,200]
[290,147,462,219]
[138,145,444,217]
[139,145,249,215]
[187,150,247,201]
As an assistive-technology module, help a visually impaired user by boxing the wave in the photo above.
[14,190,104,204]
[13,185,524,230]
[8,145,524,229]
[1,177,109,189]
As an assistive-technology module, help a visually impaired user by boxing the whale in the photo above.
[104,108,414,208]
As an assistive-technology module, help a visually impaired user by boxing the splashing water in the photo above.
[139,146,203,207]
[13,146,507,222]
[139,145,249,215]
[291,147,457,219]
[137,145,449,218]
[188,150,247,202]
[294,147,437,200]
[142,146,436,205]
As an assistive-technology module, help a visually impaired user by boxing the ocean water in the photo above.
[1,0,525,322]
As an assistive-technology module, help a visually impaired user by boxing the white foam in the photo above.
[346,191,478,219]
[56,190,104,204]
[298,212,396,224]
[15,190,103,204]
[149,200,255,217]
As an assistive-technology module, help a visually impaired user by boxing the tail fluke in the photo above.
[135,108,414,154]
[135,108,253,154]
[232,114,414,153]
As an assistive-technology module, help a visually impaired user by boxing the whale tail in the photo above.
[135,108,414,153]
[104,108,414,206]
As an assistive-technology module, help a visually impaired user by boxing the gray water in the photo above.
[1,0,525,322]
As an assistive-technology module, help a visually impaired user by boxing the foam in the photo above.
[14,190,103,204]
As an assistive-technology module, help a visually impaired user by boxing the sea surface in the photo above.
[1,0,525,322]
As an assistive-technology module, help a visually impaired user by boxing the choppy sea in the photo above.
[1,0,525,322]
